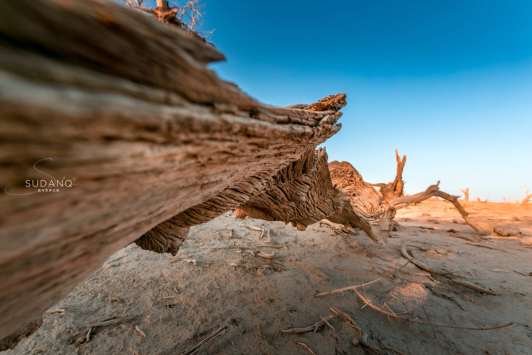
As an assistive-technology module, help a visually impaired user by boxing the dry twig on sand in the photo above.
[256,245,287,250]
[87,316,135,328]
[384,345,407,355]
[239,224,262,232]
[400,242,497,295]
[206,262,239,267]
[239,224,271,241]
[447,234,478,242]
[352,286,512,330]
[426,286,467,311]
[330,307,361,334]
[135,325,146,337]
[514,270,531,276]
[357,333,386,354]
[183,259,197,266]
[179,324,228,355]
[465,242,505,251]
[243,250,255,257]
[257,251,275,259]
[282,315,333,334]
[422,306,436,338]
[320,315,336,331]
[296,342,317,355]
[84,315,139,342]
[86,327,92,343]
[315,261,411,297]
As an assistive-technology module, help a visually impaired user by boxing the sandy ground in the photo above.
[7,200,532,355]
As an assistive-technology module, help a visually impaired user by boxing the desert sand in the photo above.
[8,200,531,355]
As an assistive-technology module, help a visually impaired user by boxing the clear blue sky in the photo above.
[198,1,532,202]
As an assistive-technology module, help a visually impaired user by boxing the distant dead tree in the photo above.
[371,149,406,201]
[520,186,531,205]
[460,188,469,201]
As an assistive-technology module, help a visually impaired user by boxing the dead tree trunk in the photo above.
[0,0,345,342]
[460,188,470,201]
[371,149,406,201]
[519,186,531,205]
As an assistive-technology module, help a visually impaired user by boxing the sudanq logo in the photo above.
[4,158,77,196]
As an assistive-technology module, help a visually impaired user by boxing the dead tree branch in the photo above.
[390,182,485,236]
[371,149,406,201]
[460,188,470,201]
[400,242,496,295]
[519,186,531,205]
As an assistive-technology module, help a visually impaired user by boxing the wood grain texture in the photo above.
[0,0,344,340]
[235,148,371,237]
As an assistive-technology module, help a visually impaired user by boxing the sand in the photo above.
[7,200,532,355]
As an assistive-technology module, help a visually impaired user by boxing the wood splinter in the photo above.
[330,307,361,334]
[179,324,228,355]
[282,315,334,334]
[296,342,317,355]
[135,325,146,337]
[257,251,275,259]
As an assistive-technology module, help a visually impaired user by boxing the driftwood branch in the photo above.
[390,183,485,236]
[400,242,496,295]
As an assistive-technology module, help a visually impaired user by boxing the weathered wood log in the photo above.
[0,0,346,342]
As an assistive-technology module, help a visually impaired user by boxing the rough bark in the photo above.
[135,225,190,256]
[233,149,377,243]
[0,316,42,351]
[327,161,394,245]
[0,0,345,341]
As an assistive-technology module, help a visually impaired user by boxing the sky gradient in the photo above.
[199,0,532,202]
